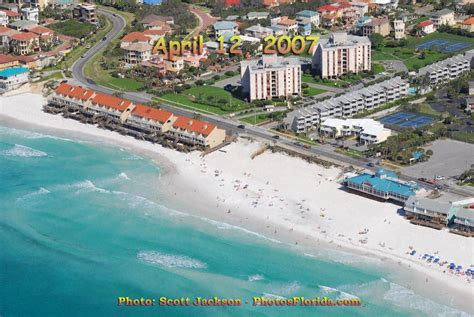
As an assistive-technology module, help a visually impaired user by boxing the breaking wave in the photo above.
[383,282,470,317]
[248,274,265,282]
[1,144,47,157]
[137,251,207,269]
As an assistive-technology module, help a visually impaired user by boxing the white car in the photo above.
[435,176,445,181]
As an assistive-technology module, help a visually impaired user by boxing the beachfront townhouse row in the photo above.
[319,118,391,144]
[286,76,408,133]
[48,83,226,149]
[418,54,470,86]
[404,197,474,236]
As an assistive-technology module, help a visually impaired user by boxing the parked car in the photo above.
[272,135,280,139]
[237,124,245,129]
[367,162,375,167]
[435,175,445,181]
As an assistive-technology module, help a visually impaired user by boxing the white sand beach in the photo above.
[1,92,473,314]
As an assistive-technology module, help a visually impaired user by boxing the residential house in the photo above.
[212,21,238,38]
[10,32,40,55]
[320,118,391,143]
[140,15,174,27]
[350,2,369,17]
[404,196,453,227]
[169,116,226,148]
[0,10,8,27]
[89,92,133,122]
[271,16,298,34]
[163,54,184,72]
[0,54,20,70]
[392,19,405,39]
[430,9,455,29]
[21,7,39,23]
[361,17,391,36]
[0,9,20,24]
[245,12,270,20]
[120,32,152,48]
[0,66,29,93]
[123,42,152,65]
[244,24,273,39]
[296,10,320,27]
[461,16,474,32]
[126,104,176,133]
[73,3,97,24]
[0,26,18,48]
[418,20,435,34]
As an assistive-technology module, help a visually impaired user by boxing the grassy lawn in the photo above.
[373,33,474,71]
[40,72,64,81]
[335,147,364,158]
[372,63,385,74]
[303,87,326,97]
[417,103,443,117]
[107,77,144,91]
[186,86,246,107]
[49,20,95,38]
[302,73,346,88]
[240,114,272,125]
[155,95,229,115]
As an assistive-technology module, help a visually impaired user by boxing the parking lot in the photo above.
[402,139,474,179]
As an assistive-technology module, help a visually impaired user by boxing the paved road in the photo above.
[70,9,473,198]
[189,6,217,38]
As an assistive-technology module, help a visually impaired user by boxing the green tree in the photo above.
[369,33,384,49]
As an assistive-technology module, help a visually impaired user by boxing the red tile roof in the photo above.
[55,83,95,101]
[278,17,297,26]
[91,93,132,111]
[131,104,173,123]
[143,29,166,36]
[172,116,216,136]
[318,4,339,12]
[121,32,150,43]
[463,17,474,25]
[1,9,20,17]
[11,32,38,41]
[0,54,16,64]
[28,26,54,35]
[418,20,433,27]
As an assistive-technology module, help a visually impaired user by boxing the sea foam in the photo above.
[137,251,207,269]
[248,274,265,282]
[1,144,47,157]
[383,282,470,317]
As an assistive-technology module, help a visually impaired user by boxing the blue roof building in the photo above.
[296,10,318,18]
[345,169,418,202]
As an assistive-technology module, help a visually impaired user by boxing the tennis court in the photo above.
[415,39,473,53]
[379,112,434,129]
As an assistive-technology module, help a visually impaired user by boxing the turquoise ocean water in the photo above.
[0,125,467,317]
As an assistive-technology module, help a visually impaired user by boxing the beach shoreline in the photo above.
[1,92,473,314]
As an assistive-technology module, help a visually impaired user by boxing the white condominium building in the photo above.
[240,55,301,102]
[418,54,470,86]
[320,118,391,144]
[312,32,371,79]
[286,76,408,133]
